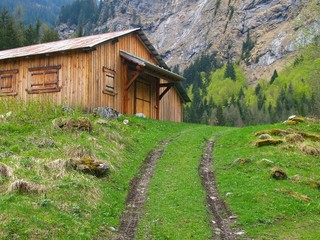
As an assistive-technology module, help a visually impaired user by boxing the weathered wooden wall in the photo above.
[159,79,183,122]
[0,33,184,122]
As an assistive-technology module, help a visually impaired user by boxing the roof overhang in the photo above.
[120,50,184,82]
[120,51,190,103]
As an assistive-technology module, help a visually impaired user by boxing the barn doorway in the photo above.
[134,79,152,118]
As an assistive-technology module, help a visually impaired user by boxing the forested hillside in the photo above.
[0,0,73,26]
[0,8,60,51]
[183,38,320,126]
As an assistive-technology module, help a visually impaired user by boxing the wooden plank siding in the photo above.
[159,79,183,122]
[0,31,186,122]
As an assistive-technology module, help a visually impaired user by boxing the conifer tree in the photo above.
[270,69,278,84]
[224,61,236,81]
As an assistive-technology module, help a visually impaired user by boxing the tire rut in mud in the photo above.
[113,139,171,240]
[199,141,240,240]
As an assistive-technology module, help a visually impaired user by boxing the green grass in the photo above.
[213,122,320,239]
[0,99,320,239]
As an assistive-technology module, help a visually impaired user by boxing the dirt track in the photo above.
[114,138,241,239]
[113,140,170,240]
[199,141,239,239]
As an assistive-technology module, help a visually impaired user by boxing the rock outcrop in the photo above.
[89,0,319,83]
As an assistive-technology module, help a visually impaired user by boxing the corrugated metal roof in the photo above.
[0,28,139,61]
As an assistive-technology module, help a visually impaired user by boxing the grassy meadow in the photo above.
[0,99,320,239]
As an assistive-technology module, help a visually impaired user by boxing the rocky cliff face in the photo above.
[93,0,319,83]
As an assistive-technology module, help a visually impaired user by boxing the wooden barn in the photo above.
[0,28,190,122]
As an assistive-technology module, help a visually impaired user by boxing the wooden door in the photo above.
[134,79,151,118]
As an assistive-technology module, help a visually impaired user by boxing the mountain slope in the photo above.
[94,0,319,82]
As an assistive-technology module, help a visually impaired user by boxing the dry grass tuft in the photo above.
[44,159,73,178]
[276,188,312,202]
[284,133,304,144]
[0,163,14,179]
[66,145,95,159]
[298,132,320,141]
[254,129,292,137]
[8,179,45,193]
[290,175,320,189]
[299,144,320,156]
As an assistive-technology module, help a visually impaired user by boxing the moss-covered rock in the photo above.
[255,139,283,147]
[70,157,109,177]
[271,168,288,180]
[52,117,92,132]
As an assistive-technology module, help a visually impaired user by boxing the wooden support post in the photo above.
[156,79,160,120]
[123,63,128,114]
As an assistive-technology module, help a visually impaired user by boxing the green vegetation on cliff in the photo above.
[183,38,320,126]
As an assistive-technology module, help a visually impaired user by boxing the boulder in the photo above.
[93,107,119,120]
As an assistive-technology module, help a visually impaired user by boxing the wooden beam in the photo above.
[159,85,174,100]
[159,83,175,88]
[126,71,141,90]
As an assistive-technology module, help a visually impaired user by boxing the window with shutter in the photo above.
[27,65,61,94]
[0,69,18,96]
[102,66,116,95]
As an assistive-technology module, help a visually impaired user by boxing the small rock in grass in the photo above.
[225,192,233,197]
[257,158,274,166]
[233,158,252,165]
[135,113,146,118]
[271,168,288,180]
[235,231,245,236]
[109,227,116,232]
[258,134,272,140]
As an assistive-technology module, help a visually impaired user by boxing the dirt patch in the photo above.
[113,139,171,240]
[199,141,242,240]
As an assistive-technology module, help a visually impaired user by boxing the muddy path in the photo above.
[199,140,242,240]
[113,139,171,240]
